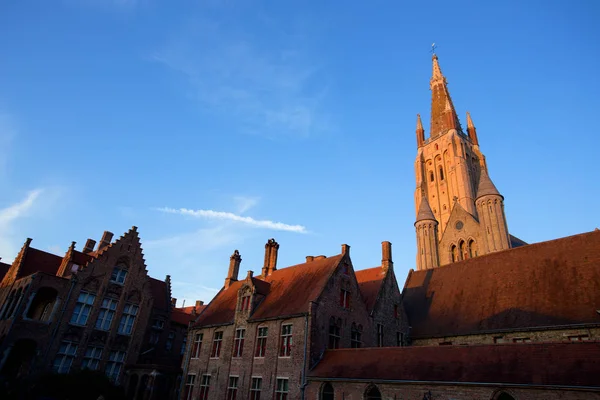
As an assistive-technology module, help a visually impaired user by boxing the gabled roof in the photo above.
[355,266,385,313]
[309,342,600,387]
[415,196,435,222]
[476,169,501,198]
[171,308,196,326]
[403,230,600,338]
[195,254,344,327]
[150,278,170,312]
[18,248,62,278]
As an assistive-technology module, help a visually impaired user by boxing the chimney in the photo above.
[196,300,204,307]
[382,241,393,272]
[314,255,327,260]
[341,244,350,255]
[83,239,96,253]
[246,270,254,280]
[98,231,114,251]
[171,298,177,307]
[225,250,242,288]
[306,256,314,263]
[262,238,279,276]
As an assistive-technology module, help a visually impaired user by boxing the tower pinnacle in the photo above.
[466,111,479,145]
[416,114,425,147]
[429,54,462,139]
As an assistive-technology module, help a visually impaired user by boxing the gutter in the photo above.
[306,377,600,392]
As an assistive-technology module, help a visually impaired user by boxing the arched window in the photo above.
[429,171,434,182]
[321,383,334,400]
[365,385,382,400]
[468,239,478,258]
[459,240,468,260]
[494,392,516,400]
[451,245,459,262]
[439,166,444,181]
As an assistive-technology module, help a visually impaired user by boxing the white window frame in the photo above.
[275,377,289,400]
[118,303,139,335]
[105,350,126,383]
[250,376,262,400]
[184,374,196,400]
[95,297,118,331]
[82,345,103,371]
[110,265,128,284]
[70,291,96,326]
[280,324,292,357]
[53,341,78,374]
[192,333,203,358]
[233,328,245,357]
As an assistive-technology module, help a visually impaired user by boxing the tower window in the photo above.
[451,245,459,262]
[468,239,478,258]
[459,240,468,260]
[429,171,434,182]
[439,167,444,181]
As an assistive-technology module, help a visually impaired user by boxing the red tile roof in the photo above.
[171,308,196,326]
[195,254,344,327]
[355,266,385,312]
[403,230,600,338]
[72,250,94,267]
[18,248,62,278]
[309,342,600,387]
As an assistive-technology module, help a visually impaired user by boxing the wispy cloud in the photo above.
[234,196,260,214]
[153,12,332,138]
[0,190,43,259]
[157,206,308,233]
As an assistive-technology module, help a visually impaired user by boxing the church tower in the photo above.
[414,53,512,270]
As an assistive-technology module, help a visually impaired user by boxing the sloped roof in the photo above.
[476,170,501,198]
[72,250,94,266]
[403,230,600,338]
[195,254,344,327]
[171,308,196,326]
[149,278,170,311]
[18,248,62,278]
[309,342,600,387]
[415,196,435,222]
[355,266,385,312]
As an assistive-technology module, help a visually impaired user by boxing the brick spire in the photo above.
[466,111,479,145]
[430,54,462,138]
[416,114,425,147]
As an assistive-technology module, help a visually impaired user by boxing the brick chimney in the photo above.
[83,239,96,253]
[306,256,314,263]
[341,244,350,255]
[225,250,242,288]
[261,238,279,276]
[97,231,113,252]
[382,241,393,272]
[171,298,177,307]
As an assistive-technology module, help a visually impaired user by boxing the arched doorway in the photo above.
[321,382,334,400]
[495,392,516,400]
[26,287,58,321]
[365,385,382,400]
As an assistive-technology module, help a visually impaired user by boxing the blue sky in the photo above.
[1,0,599,305]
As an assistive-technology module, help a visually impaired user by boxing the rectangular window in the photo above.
[184,374,195,400]
[110,266,128,284]
[95,297,118,331]
[351,327,361,348]
[82,346,103,370]
[70,291,95,326]
[328,323,340,349]
[280,324,292,357]
[396,332,404,347]
[152,319,165,330]
[568,335,590,342]
[118,303,139,335]
[211,331,223,358]
[105,350,126,383]
[339,289,351,309]
[227,376,238,400]
[493,336,505,344]
[250,377,262,400]
[53,341,78,374]
[149,331,160,344]
[181,336,187,355]
[199,374,210,400]
[255,327,268,357]
[512,337,531,343]
[240,295,250,311]
[275,378,289,400]
[233,328,245,357]
[377,323,384,347]
[192,333,203,358]
[166,330,175,351]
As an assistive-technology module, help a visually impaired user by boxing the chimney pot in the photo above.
[246,270,254,280]
[341,244,350,255]
[306,256,314,263]
[171,298,177,307]
[97,231,114,251]
[262,238,279,276]
[196,300,204,307]
[83,239,96,253]
[314,255,327,260]
[225,250,242,288]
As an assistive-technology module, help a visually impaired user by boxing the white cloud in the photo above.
[233,196,260,214]
[157,206,308,233]
[0,189,43,259]
[153,14,332,138]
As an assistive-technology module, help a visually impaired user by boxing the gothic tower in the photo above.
[414,53,512,270]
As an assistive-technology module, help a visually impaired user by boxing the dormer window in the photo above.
[240,295,251,311]
[111,265,128,284]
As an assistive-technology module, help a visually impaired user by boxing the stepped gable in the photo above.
[355,266,385,313]
[196,254,344,327]
[309,342,600,387]
[402,230,600,338]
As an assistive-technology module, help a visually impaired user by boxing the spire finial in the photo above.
[466,111,479,145]
[466,111,474,128]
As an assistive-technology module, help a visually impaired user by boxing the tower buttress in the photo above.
[475,170,511,253]
[415,196,440,270]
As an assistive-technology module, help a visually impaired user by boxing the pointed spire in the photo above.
[466,111,479,145]
[476,169,502,199]
[416,196,436,222]
[416,114,425,147]
[429,54,462,138]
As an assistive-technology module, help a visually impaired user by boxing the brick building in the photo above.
[0,227,201,399]
[181,239,407,400]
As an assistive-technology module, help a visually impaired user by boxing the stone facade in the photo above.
[414,54,515,270]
